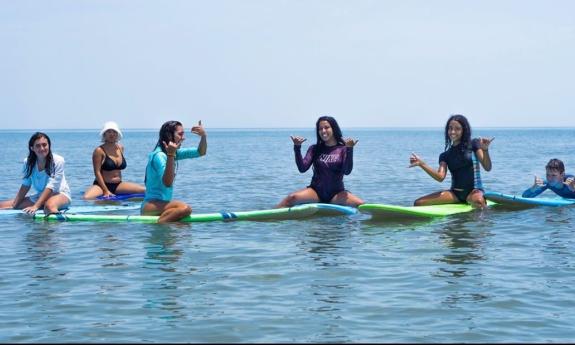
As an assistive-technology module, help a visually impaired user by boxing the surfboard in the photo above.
[33,203,357,223]
[359,200,496,219]
[484,191,575,208]
[96,193,145,201]
[310,203,358,216]
[35,204,321,223]
[1,204,141,217]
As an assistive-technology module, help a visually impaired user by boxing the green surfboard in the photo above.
[33,203,354,223]
[359,200,496,219]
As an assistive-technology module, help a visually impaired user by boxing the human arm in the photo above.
[191,120,207,156]
[11,185,31,209]
[475,137,494,171]
[161,142,178,187]
[563,175,575,193]
[22,186,53,214]
[521,175,547,198]
[92,147,114,197]
[342,137,358,175]
[291,136,313,173]
[409,152,447,182]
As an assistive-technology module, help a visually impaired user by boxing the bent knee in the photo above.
[413,199,425,207]
[184,205,192,216]
[43,202,59,212]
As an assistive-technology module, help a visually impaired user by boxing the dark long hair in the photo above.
[313,116,345,161]
[155,120,183,154]
[25,132,54,178]
[444,114,472,152]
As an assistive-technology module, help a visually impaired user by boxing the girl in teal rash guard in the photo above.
[141,120,207,223]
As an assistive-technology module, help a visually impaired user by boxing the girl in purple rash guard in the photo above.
[276,116,364,208]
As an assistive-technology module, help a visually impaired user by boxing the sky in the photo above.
[1,0,574,129]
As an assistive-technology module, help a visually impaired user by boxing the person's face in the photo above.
[448,120,463,144]
[318,120,334,142]
[546,168,564,187]
[103,129,119,142]
[173,125,185,146]
[31,137,50,160]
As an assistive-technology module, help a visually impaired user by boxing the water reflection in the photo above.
[433,215,492,308]
[24,222,65,280]
[295,219,357,343]
[141,224,190,321]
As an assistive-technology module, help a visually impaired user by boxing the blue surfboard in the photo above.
[96,193,145,201]
[484,191,575,207]
[0,204,141,217]
[309,203,358,216]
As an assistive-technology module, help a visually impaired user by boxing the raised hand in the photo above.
[564,176,575,191]
[191,120,206,137]
[162,140,179,156]
[344,137,358,147]
[532,175,546,189]
[478,137,495,151]
[290,136,307,146]
[409,152,423,168]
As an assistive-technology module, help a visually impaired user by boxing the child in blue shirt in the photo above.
[522,158,575,199]
[141,120,207,223]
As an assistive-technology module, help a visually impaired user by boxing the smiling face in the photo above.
[173,125,185,147]
[31,136,50,160]
[318,120,334,143]
[447,119,463,145]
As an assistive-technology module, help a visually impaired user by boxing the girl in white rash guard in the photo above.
[0,132,71,214]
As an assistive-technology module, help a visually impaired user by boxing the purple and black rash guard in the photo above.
[294,144,354,202]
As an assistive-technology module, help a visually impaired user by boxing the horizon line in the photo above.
[1,126,574,131]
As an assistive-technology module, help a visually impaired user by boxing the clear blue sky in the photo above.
[1,0,574,129]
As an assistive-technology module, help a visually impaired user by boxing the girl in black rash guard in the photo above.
[276,116,364,208]
[408,114,494,208]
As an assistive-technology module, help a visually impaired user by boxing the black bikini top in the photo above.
[100,146,127,171]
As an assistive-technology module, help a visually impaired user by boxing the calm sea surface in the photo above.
[1,128,574,343]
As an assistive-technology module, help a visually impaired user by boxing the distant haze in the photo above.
[1,0,574,129]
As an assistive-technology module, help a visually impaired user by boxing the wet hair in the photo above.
[313,116,345,161]
[444,114,472,152]
[155,120,183,154]
[25,132,54,178]
[546,158,565,173]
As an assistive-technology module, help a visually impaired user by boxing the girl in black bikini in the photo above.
[83,121,146,200]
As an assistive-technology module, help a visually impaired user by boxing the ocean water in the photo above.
[1,128,575,343]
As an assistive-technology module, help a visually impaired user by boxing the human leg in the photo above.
[83,185,104,200]
[275,187,320,208]
[413,190,460,206]
[115,181,146,194]
[141,199,191,223]
[43,193,71,214]
[466,189,486,208]
[330,190,364,207]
